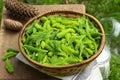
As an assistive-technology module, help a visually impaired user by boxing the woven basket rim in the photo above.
[18,10,105,69]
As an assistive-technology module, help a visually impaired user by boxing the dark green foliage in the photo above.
[18,0,63,4]
[0,0,4,25]
[108,53,120,80]
[85,0,120,21]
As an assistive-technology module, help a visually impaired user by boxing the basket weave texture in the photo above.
[18,10,105,76]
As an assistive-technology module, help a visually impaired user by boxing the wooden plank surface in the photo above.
[0,4,85,80]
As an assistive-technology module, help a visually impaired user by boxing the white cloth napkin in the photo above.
[16,45,110,80]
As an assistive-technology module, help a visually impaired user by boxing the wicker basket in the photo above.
[18,10,105,76]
